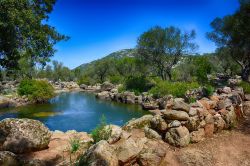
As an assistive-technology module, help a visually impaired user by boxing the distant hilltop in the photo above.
[75,49,135,71]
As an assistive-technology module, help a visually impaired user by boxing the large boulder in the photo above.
[0,96,15,109]
[105,125,123,144]
[0,118,52,154]
[0,151,18,166]
[162,110,190,121]
[101,82,115,91]
[79,84,88,89]
[172,98,190,113]
[96,91,111,100]
[80,140,118,166]
[141,102,159,110]
[165,126,190,147]
[121,92,136,104]
[123,115,153,131]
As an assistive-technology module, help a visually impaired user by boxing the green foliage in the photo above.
[137,26,197,80]
[207,1,250,81]
[0,0,68,73]
[149,81,200,98]
[91,115,112,143]
[118,85,126,93]
[203,85,215,97]
[108,75,123,84]
[193,56,213,84]
[239,81,250,94]
[18,79,55,103]
[69,138,81,154]
[124,76,154,93]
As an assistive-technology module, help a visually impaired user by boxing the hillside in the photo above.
[75,49,135,71]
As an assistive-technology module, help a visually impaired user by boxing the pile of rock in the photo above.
[0,81,19,95]
[53,81,80,92]
[80,124,168,166]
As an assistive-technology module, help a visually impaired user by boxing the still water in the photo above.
[0,92,147,132]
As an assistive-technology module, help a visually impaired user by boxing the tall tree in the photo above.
[137,26,197,80]
[207,0,250,81]
[0,0,68,75]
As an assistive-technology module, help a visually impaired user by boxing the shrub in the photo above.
[109,75,123,84]
[239,81,250,94]
[91,115,112,143]
[149,81,200,98]
[124,76,154,93]
[18,79,55,103]
[78,75,96,85]
[203,84,215,97]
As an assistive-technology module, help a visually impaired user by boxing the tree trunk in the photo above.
[242,66,250,82]
[167,72,172,81]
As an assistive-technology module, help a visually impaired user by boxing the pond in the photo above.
[0,92,148,133]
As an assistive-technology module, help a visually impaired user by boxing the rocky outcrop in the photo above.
[122,115,153,131]
[0,118,51,154]
[0,96,16,109]
[80,129,168,166]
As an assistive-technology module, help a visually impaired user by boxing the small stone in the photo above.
[168,120,181,128]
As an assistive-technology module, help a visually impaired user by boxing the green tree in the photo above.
[137,26,197,80]
[0,0,68,75]
[94,59,113,83]
[207,0,250,81]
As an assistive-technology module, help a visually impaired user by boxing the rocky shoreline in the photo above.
[0,82,250,165]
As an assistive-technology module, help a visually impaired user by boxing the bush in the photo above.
[18,79,55,103]
[124,76,154,94]
[203,84,215,97]
[239,81,250,94]
[91,115,112,143]
[149,81,200,98]
[109,75,123,84]
[78,75,96,85]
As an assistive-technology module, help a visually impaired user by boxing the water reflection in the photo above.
[0,92,147,132]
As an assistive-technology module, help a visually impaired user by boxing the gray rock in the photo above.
[168,120,181,128]
[165,126,190,147]
[172,98,190,113]
[96,91,111,100]
[144,127,162,140]
[101,82,115,91]
[150,115,168,132]
[185,116,200,132]
[142,102,159,110]
[122,115,154,131]
[80,140,118,166]
[162,110,190,121]
[0,118,51,154]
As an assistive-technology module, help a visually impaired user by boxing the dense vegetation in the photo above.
[18,79,55,102]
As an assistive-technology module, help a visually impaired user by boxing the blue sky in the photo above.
[48,0,239,69]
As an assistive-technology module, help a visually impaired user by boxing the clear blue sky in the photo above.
[48,0,239,69]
